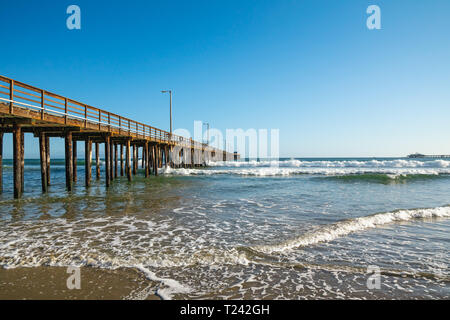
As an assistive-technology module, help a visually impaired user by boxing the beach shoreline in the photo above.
[0,266,161,300]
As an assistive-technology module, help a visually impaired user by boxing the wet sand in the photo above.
[0,266,161,300]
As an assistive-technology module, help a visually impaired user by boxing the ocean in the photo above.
[0,157,449,299]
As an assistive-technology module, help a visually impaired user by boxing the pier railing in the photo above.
[0,75,208,150]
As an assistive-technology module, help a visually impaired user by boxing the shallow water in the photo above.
[0,158,449,299]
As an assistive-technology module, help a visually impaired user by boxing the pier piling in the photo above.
[133,144,137,176]
[114,143,118,178]
[65,131,73,191]
[0,132,3,194]
[85,138,92,187]
[126,139,131,181]
[45,136,50,186]
[144,142,149,178]
[13,124,22,199]
[39,132,47,193]
[95,142,100,180]
[142,146,145,169]
[153,145,158,176]
[73,140,77,182]
[120,144,124,176]
[105,136,110,188]
[110,140,114,182]
[20,131,24,193]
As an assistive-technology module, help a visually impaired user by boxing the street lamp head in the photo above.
[161,90,171,93]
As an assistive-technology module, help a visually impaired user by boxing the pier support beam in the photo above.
[45,136,50,186]
[133,144,137,175]
[95,142,100,180]
[126,139,132,181]
[20,131,24,193]
[154,145,158,176]
[39,132,47,193]
[114,143,118,179]
[110,141,114,182]
[142,146,145,169]
[85,138,92,187]
[120,144,124,176]
[0,132,3,194]
[144,142,149,178]
[149,144,153,174]
[165,146,169,168]
[105,136,111,188]
[65,131,73,192]
[72,140,77,182]
[13,125,22,198]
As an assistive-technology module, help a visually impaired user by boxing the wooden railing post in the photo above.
[84,105,88,128]
[41,90,45,120]
[98,110,101,130]
[64,98,68,124]
[9,79,14,114]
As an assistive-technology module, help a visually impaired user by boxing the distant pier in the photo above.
[407,153,450,159]
[0,75,237,198]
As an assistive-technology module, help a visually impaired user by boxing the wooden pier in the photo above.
[407,153,450,159]
[0,75,235,198]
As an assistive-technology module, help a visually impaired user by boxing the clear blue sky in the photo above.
[1,0,450,158]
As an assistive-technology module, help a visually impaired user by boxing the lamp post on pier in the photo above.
[161,90,172,140]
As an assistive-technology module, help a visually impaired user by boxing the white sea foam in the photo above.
[253,206,450,254]
[161,166,450,177]
[160,158,450,177]
[0,214,252,299]
[0,204,449,299]
[207,159,450,168]
[134,264,192,300]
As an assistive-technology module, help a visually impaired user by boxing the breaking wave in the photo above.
[208,159,450,168]
[253,206,450,254]
[159,159,450,178]
[162,166,450,178]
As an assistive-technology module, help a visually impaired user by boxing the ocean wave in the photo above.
[162,166,450,177]
[208,159,450,168]
[322,173,446,184]
[253,205,450,254]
